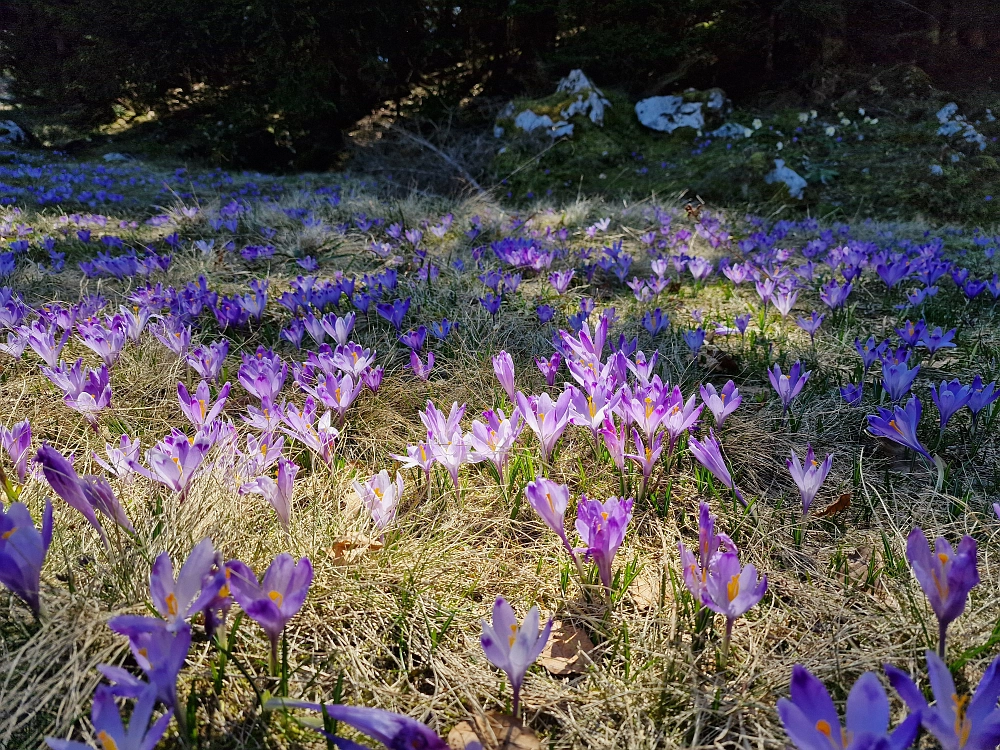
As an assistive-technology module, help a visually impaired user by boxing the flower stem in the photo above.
[269,634,279,677]
[721,618,734,669]
[939,620,947,659]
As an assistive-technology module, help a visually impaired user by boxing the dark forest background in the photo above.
[3,0,998,168]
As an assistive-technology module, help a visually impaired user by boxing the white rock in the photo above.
[555,70,610,126]
[550,121,574,138]
[102,152,130,162]
[556,70,602,96]
[0,120,26,144]
[493,125,505,138]
[764,159,807,199]
[514,110,554,133]
[709,122,748,139]
[635,96,704,133]
[936,103,959,124]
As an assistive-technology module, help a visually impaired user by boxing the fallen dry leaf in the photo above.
[325,533,383,565]
[630,563,668,610]
[447,712,540,750]
[816,492,852,518]
[538,621,594,675]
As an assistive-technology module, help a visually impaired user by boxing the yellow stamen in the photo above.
[97,730,119,750]
[815,720,832,738]
[269,590,283,607]
[727,574,740,602]
[198,399,206,420]
[953,694,972,747]
[1,527,16,540]
[165,593,178,617]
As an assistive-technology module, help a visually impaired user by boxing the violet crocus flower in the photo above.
[280,399,339,465]
[688,429,745,505]
[149,538,226,632]
[480,596,553,717]
[840,382,864,407]
[867,396,932,463]
[515,390,572,462]
[626,428,664,496]
[352,469,404,531]
[186,340,228,382]
[896,320,926,348]
[227,553,313,673]
[492,351,517,402]
[375,297,410,330]
[969,375,1000,429]
[467,410,520,477]
[61,364,112,426]
[886,649,1000,750]
[662,387,703,451]
[177,380,230,427]
[918,326,956,354]
[362,366,384,394]
[398,326,427,351]
[795,311,824,344]
[22,319,70,367]
[575,495,633,597]
[135,430,212,499]
[702,550,767,660]
[854,336,887,373]
[773,287,799,318]
[682,327,706,354]
[778,666,920,750]
[549,269,574,294]
[0,499,52,618]
[787,445,833,516]
[241,457,299,530]
[264,700,448,750]
[769,362,810,416]
[678,501,736,602]
[321,312,356,346]
[0,419,31,482]
[905,527,978,656]
[700,381,741,427]
[151,319,191,356]
[105,616,190,709]
[45,684,172,750]
[930,378,972,434]
[238,347,287,408]
[535,352,561,386]
[881,361,920,403]
[524,477,572,553]
[408,350,435,381]
[819,279,852,309]
[36,444,108,541]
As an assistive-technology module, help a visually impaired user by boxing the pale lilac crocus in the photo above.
[493,351,517,402]
[320,312,355,345]
[480,597,552,717]
[568,385,619,439]
[678,501,736,601]
[524,477,572,553]
[226,553,313,674]
[769,362,811,416]
[280,400,339,465]
[515,390,572,463]
[626,428,664,498]
[241,457,299,530]
[535,352,561,386]
[662,387,703,452]
[0,419,31,482]
[0,498,52,618]
[149,538,226,632]
[177,380,230,427]
[92,434,141,480]
[688,429,745,505]
[467,410,520,477]
[151,319,191,356]
[700,381,741,427]
[599,414,628,473]
[702,550,767,664]
[575,495,633,598]
[136,430,213,499]
[409,350,435,381]
[787,445,833,516]
[45,684,172,750]
[905,527,978,656]
[352,469,404,531]
[63,364,112,426]
[22,319,70,367]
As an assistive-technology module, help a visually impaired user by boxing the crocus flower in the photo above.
[280,399,339,465]
[918,326,956,354]
[778,666,920,750]
[575,495,633,596]
[702,550,767,661]
[599,414,628,473]
[881,362,920,403]
[45,684,172,750]
[21,319,70,367]
[549,269,574,294]
[227,553,313,673]
[240,456,298,529]
[238,347,287,408]
[867,396,932,463]
[515,390,572,462]
[700,381,741,427]
[398,326,427,351]
[105,616,190,709]
[524,477,572,553]
[92,434,141,480]
[263,700,448,750]
[0,499,52,617]
[186,340,228,382]
[408,350,435,381]
[626,428,664,496]
[480,596,553,716]
[787,445,833,516]
[840,382,864,407]
[36,444,107,541]
[149,538,226,631]
[769,362,810,416]
[662,387,704,451]
[535,352,561,386]
[795,311,825,344]
[688,430,744,505]
[0,419,31,482]
[362,366,384,393]
[352,469,404,531]
[905,526,978,656]
[320,312,355,346]
[969,375,1000,429]
[375,297,410,330]
[930,378,972,434]
[177,380,230,427]
[467,410,520,476]
[678,501,736,601]
[151,319,191,356]
[136,430,212,499]
[62,364,112,426]
[682,328,706,354]
[886,650,1000,750]
[855,336,887,373]
[391,443,435,481]
[492,351,517,402]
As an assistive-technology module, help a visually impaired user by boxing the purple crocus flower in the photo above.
[62,364,112,426]
[362,366,384,394]
[778,666,920,750]
[626,427,664,496]
[896,320,927,348]
[536,304,555,323]
[524,477,572,553]
[574,495,633,596]
[320,312,355,346]
[535,352,561,386]
[467,409,520,477]
[905,526,978,656]
[135,430,212,499]
[688,429,744,505]
[930,378,972,433]
[515,390,572,462]
[0,419,31,482]
[881,361,919,403]
[787,445,833,516]
[0,499,52,617]
[480,596,552,716]
[149,538,226,632]
[398,326,427,351]
[375,297,410,330]
[408,350,435,381]
[682,327,705,354]
[643,308,669,336]
[186,340,228,382]
[264,700,448,750]
[21,319,70,367]
[795,311,824,344]
[969,375,1000,429]
[768,362,810,416]
[177,380,230,427]
[549,269,575,294]
[867,396,932,463]
[242,457,299,529]
[773,287,799,318]
[919,326,956,354]
[886,650,1000,750]
[702,550,767,660]
[819,279,853,309]
[280,399,339,465]
[45,684,172,750]
[700,381,741,427]
[227,553,313,673]
[36,444,107,541]
[352,469,403,531]
[854,336,885,373]
[678,501,736,601]
[238,347,287,409]
[105,616,190,709]
[840,382,864,407]
[151,318,191,356]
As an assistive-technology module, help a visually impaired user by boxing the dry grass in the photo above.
[1,165,1000,749]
